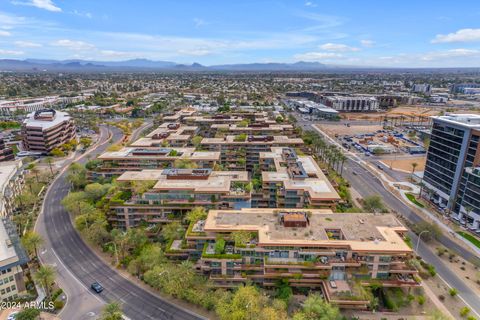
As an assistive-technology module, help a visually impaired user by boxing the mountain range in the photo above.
[0,58,331,72]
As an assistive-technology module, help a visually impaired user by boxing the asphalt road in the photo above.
[296,117,480,316]
[36,125,205,320]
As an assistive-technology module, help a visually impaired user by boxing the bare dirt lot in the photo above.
[316,123,384,136]
[382,157,427,172]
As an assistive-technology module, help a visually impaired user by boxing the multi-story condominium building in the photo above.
[92,147,220,178]
[201,135,304,171]
[0,218,29,301]
[21,109,76,153]
[130,123,199,148]
[0,138,14,162]
[162,108,197,122]
[411,84,432,94]
[450,83,480,94]
[422,114,480,230]
[321,95,379,112]
[255,147,340,209]
[0,161,24,217]
[172,208,417,309]
[209,123,294,137]
[110,168,250,229]
[183,115,245,137]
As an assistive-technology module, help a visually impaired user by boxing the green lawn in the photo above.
[457,231,480,249]
[406,193,424,208]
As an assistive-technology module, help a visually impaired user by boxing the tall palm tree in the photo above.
[45,157,55,177]
[411,162,418,175]
[21,231,44,258]
[33,265,55,298]
[337,153,347,176]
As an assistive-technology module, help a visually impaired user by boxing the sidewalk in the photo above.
[312,124,480,257]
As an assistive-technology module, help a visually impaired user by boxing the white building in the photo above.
[0,161,24,217]
[322,96,379,112]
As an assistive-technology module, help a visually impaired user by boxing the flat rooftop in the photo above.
[205,208,411,253]
[130,123,198,147]
[98,147,220,161]
[211,123,294,132]
[23,110,72,129]
[0,161,21,195]
[201,135,304,145]
[117,169,249,192]
[261,148,340,200]
[433,114,480,127]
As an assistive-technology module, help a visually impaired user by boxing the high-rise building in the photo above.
[21,109,76,153]
[422,114,480,230]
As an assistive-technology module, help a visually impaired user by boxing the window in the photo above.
[1,289,5,295]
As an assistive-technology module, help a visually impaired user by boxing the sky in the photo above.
[2,0,480,67]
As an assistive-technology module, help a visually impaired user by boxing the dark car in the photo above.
[91,282,104,293]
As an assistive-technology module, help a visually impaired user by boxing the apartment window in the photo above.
[10,285,15,291]
[6,287,10,293]
[0,289,5,295]
[9,276,13,282]
[4,278,8,284]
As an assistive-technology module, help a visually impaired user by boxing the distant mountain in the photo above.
[0,58,330,72]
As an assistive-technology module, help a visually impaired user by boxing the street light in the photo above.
[415,230,430,252]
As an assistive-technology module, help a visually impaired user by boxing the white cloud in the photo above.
[0,49,24,55]
[319,43,359,52]
[0,30,11,36]
[360,39,375,47]
[193,18,207,28]
[293,51,342,61]
[15,40,42,47]
[305,1,317,7]
[52,39,95,50]
[12,0,61,12]
[432,28,480,43]
[72,10,92,19]
[420,48,480,61]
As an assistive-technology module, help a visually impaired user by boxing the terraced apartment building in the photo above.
[130,122,199,148]
[255,147,340,209]
[200,135,304,171]
[170,208,417,309]
[21,109,76,153]
[109,168,251,229]
[91,147,220,178]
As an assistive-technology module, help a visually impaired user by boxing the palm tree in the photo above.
[101,302,123,320]
[411,162,418,177]
[28,163,40,183]
[337,153,347,176]
[33,265,55,298]
[21,231,44,258]
[45,157,55,177]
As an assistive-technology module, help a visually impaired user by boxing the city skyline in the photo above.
[1,0,480,67]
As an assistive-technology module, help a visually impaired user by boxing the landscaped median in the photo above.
[406,193,425,208]
[456,231,480,250]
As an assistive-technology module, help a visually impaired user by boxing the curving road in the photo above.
[36,125,206,320]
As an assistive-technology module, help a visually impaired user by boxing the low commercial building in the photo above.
[21,109,76,153]
[0,161,24,217]
[0,218,29,301]
[110,168,251,229]
[162,108,197,122]
[256,147,340,209]
[175,208,417,309]
[93,147,220,178]
[201,135,304,171]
